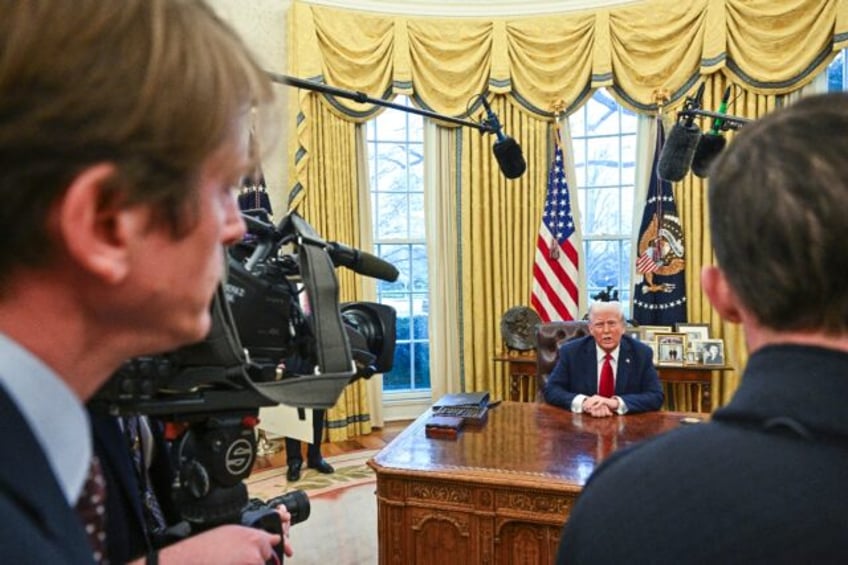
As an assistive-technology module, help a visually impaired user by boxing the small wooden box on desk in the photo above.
[368,402,703,565]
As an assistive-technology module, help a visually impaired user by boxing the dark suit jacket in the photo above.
[557,345,848,564]
[89,411,179,564]
[0,387,95,564]
[543,335,663,413]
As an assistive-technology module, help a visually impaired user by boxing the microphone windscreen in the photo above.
[657,122,701,182]
[492,137,527,179]
[691,133,727,178]
[353,251,400,282]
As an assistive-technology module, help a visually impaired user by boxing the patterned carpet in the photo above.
[246,450,380,564]
[246,449,379,501]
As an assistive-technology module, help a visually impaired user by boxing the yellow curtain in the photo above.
[287,0,847,412]
[293,93,372,441]
[459,100,552,396]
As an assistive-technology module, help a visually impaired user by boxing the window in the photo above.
[366,97,430,393]
[568,89,638,310]
[828,49,847,91]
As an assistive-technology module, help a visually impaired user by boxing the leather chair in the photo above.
[534,321,590,400]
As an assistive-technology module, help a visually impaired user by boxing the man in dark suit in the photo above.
[90,412,295,565]
[557,94,848,562]
[0,2,286,562]
[89,413,178,564]
[543,301,664,417]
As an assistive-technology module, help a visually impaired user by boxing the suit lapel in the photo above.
[0,387,95,563]
[615,338,633,393]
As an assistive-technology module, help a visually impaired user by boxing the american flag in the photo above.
[531,128,579,322]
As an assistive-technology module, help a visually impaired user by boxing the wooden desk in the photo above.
[368,402,699,564]
[492,354,537,402]
[657,365,731,413]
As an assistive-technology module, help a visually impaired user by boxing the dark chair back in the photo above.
[534,321,590,400]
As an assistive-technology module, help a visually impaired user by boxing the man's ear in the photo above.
[701,265,743,324]
[58,164,143,284]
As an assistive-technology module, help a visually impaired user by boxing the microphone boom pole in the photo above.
[678,108,750,131]
[268,72,498,135]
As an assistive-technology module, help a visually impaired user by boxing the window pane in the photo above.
[375,193,409,239]
[569,89,636,309]
[367,96,430,395]
[383,342,410,390]
[586,137,620,187]
[408,192,425,239]
[585,96,619,136]
[374,143,411,192]
[583,187,620,235]
[376,109,409,141]
[586,240,621,291]
[413,342,430,388]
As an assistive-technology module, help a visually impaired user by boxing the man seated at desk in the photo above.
[543,301,664,417]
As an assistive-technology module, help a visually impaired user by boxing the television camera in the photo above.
[89,209,398,562]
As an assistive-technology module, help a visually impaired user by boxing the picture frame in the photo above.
[655,332,687,366]
[643,339,659,364]
[675,323,710,343]
[639,325,673,343]
[624,329,642,341]
[698,338,726,366]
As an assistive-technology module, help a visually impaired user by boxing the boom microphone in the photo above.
[691,86,731,178]
[657,122,701,182]
[480,96,527,179]
[326,241,400,282]
[657,83,705,182]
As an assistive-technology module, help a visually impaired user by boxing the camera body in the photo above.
[89,210,397,539]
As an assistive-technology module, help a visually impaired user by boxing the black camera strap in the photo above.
[288,213,353,377]
[245,212,356,409]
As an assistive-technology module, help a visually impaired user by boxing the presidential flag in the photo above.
[632,118,687,325]
[531,126,579,322]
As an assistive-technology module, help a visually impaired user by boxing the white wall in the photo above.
[207,0,291,214]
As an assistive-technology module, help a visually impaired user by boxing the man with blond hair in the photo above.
[544,301,663,417]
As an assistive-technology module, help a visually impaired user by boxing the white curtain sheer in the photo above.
[424,121,463,400]
[628,114,659,319]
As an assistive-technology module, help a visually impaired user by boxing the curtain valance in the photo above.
[289,0,848,118]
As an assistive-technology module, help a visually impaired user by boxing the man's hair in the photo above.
[709,93,848,334]
[588,301,625,323]
[0,0,274,283]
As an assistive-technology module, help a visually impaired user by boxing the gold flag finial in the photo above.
[551,99,566,119]
[652,89,670,115]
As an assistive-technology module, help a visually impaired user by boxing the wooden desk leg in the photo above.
[702,381,712,413]
[509,374,520,401]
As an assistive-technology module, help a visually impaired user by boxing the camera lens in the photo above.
[270,489,310,526]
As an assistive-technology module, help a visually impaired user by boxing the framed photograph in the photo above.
[675,323,710,343]
[624,328,642,341]
[655,333,687,366]
[640,325,673,343]
[643,339,659,364]
[698,339,726,366]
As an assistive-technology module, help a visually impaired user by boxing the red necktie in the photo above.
[76,455,109,564]
[599,353,614,397]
